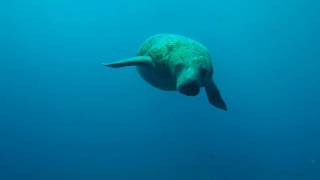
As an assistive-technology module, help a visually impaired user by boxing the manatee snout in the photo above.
[178,80,200,96]
[176,68,201,96]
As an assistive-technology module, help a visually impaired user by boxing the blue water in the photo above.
[1,0,320,179]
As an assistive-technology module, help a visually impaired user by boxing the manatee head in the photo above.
[173,56,213,96]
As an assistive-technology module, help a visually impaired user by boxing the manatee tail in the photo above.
[103,56,153,68]
[205,79,227,111]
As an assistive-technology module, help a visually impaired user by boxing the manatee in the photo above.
[103,34,227,110]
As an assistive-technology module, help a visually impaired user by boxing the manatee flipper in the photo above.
[205,80,227,111]
[103,56,153,68]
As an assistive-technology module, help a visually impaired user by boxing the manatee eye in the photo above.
[175,63,184,73]
[199,67,207,76]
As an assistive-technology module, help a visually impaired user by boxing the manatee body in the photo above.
[104,34,227,110]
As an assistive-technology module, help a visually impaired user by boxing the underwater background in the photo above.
[1,0,320,179]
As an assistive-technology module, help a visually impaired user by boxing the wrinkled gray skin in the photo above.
[104,34,227,110]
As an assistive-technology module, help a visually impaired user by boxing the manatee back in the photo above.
[137,34,212,67]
